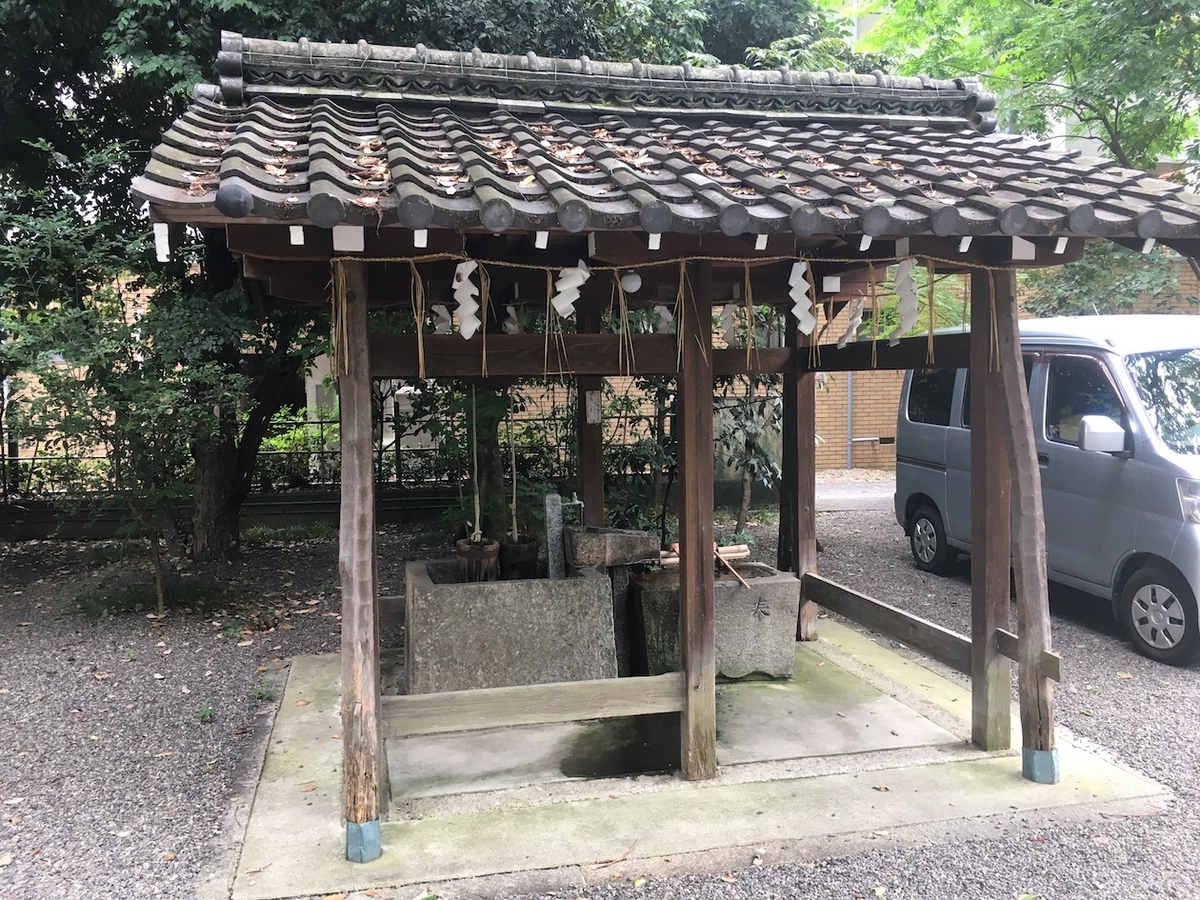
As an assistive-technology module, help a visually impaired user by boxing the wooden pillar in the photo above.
[969,268,1012,752]
[678,259,717,780]
[576,305,605,527]
[337,260,385,861]
[780,323,819,640]
[993,269,1058,783]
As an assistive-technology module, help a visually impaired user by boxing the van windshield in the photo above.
[1126,349,1200,454]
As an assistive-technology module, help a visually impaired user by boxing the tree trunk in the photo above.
[188,305,305,561]
[736,442,752,534]
[191,421,243,561]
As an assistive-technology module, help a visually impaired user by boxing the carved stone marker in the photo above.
[632,563,801,679]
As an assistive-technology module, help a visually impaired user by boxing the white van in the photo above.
[895,315,1200,666]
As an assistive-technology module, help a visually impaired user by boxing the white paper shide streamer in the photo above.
[431,304,453,334]
[550,260,590,318]
[789,261,817,335]
[503,304,521,334]
[653,305,674,333]
[453,260,481,339]
[888,258,919,347]
[837,298,864,350]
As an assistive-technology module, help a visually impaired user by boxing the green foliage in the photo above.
[600,0,710,64]
[242,521,339,545]
[257,407,340,489]
[198,701,215,724]
[743,10,887,72]
[861,0,1200,172]
[252,677,276,702]
[1021,244,1188,317]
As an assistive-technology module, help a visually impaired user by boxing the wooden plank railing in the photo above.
[381,672,685,738]
[803,573,1060,682]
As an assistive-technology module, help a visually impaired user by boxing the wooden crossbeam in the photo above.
[802,573,972,675]
[995,628,1062,683]
[380,673,685,737]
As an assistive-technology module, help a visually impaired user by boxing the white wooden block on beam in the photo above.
[333,225,365,253]
[289,225,305,246]
[535,230,549,250]
[754,234,768,250]
[1054,236,1069,255]
[154,223,171,262]
[959,236,972,253]
[648,233,661,251]
[822,275,841,294]
[587,232,596,258]
[1012,236,1036,260]
[894,237,910,258]
[413,229,428,249]
[1143,238,1156,254]
[859,234,873,251]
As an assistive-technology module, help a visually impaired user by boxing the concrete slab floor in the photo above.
[227,622,1170,900]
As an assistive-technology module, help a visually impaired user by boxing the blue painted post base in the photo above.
[346,819,382,862]
[1022,747,1060,784]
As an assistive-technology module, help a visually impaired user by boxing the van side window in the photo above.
[907,368,956,425]
[962,355,1035,427]
[1046,355,1123,444]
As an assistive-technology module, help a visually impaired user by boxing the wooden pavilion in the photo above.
[134,32,1200,862]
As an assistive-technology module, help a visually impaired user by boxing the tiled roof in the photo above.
[133,32,1200,244]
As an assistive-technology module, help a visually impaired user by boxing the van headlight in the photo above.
[1179,478,1200,523]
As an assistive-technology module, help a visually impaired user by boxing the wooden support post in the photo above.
[780,323,819,639]
[576,305,605,527]
[969,268,1012,752]
[993,270,1058,783]
[678,260,717,780]
[337,260,385,861]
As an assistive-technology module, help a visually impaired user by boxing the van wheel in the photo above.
[909,504,955,575]
[1121,566,1200,666]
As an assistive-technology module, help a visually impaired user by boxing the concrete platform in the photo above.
[229,621,1169,900]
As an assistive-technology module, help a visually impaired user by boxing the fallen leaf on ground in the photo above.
[873,785,889,792]
[162,851,176,861]
[294,699,311,707]
[1116,672,1133,679]
[0,853,11,867]
[154,751,173,758]
[301,782,316,793]
[236,639,253,647]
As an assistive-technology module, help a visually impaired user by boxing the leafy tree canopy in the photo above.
[860,0,1200,173]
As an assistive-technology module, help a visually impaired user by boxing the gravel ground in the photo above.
[2,504,1200,900]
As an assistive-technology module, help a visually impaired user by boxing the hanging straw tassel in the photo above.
[330,260,350,377]
[926,259,936,365]
[869,261,879,369]
[478,262,491,377]
[742,263,757,372]
[410,261,427,378]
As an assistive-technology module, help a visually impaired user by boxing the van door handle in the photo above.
[1037,453,1049,466]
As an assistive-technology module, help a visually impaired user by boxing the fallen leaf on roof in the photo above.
[1117,671,1133,679]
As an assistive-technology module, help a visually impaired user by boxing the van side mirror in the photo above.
[1078,415,1127,453]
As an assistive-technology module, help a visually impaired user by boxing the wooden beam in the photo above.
[995,629,1062,683]
[678,259,717,780]
[993,268,1058,783]
[803,574,972,675]
[588,231,797,267]
[337,259,384,862]
[969,268,1012,753]
[779,322,818,640]
[227,222,462,261]
[576,305,606,527]
[381,673,685,737]
[368,334,792,379]
[806,332,971,373]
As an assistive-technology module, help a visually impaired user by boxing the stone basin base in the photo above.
[404,560,618,694]
[631,563,801,679]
